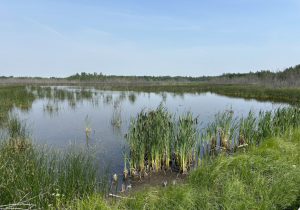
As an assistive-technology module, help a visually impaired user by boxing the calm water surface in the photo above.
[11,86,288,187]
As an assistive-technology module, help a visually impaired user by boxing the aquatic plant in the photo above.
[111,100,122,127]
[0,115,109,209]
[175,111,198,173]
[124,103,300,177]
[121,138,128,178]
[126,103,199,174]
[238,110,257,145]
[84,115,92,132]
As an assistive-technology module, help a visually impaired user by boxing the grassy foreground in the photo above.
[67,128,300,210]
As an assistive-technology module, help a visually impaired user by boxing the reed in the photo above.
[238,110,257,145]
[121,139,128,178]
[205,120,218,154]
[215,109,238,149]
[67,105,300,209]
[0,115,108,209]
[126,103,199,174]
[175,111,198,173]
[111,100,122,127]
[124,103,300,177]
[84,115,92,132]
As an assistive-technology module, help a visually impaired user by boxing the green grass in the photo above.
[3,84,300,209]
[0,115,108,209]
[125,103,300,178]
[126,103,198,174]
[69,128,300,210]
[67,104,300,210]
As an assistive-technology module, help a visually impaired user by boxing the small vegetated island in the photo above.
[1,64,300,209]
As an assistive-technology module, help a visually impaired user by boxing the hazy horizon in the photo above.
[1,0,300,78]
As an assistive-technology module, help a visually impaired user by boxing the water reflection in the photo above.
[6,85,290,191]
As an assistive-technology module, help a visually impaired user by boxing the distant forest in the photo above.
[1,64,300,87]
[209,64,300,87]
[65,72,210,82]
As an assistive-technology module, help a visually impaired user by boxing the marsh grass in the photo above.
[126,103,198,175]
[63,129,300,209]
[84,115,92,132]
[111,100,122,127]
[0,115,108,209]
[3,85,300,209]
[0,85,35,123]
[107,128,300,210]
[125,103,300,179]
[93,83,300,103]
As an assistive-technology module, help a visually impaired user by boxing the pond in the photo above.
[7,85,287,190]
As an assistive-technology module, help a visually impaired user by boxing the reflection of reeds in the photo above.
[69,100,76,108]
[111,100,122,127]
[43,103,60,111]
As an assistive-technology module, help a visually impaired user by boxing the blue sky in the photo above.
[1,0,300,77]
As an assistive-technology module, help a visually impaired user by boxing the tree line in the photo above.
[65,72,211,83]
[208,64,300,87]
[1,64,300,87]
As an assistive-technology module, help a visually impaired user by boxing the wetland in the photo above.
[1,84,300,209]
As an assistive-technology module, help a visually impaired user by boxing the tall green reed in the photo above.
[0,115,108,209]
[126,103,199,174]
[125,103,300,175]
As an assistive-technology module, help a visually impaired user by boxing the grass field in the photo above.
[68,128,300,209]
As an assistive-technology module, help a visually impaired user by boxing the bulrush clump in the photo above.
[123,102,199,177]
[122,104,300,180]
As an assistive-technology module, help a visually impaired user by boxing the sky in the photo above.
[1,0,300,78]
